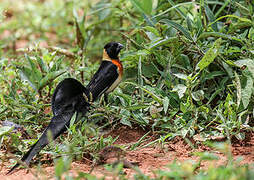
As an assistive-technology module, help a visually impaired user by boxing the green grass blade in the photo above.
[198,32,244,44]
[25,54,42,81]
[161,19,193,41]
[167,0,186,19]
[36,56,48,73]
[204,3,218,31]
[19,67,38,91]
[152,2,193,18]
[211,14,254,27]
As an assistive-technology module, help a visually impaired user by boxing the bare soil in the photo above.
[1,126,254,180]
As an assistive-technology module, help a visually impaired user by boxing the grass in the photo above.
[0,0,254,179]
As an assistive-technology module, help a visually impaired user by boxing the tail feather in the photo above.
[7,111,74,175]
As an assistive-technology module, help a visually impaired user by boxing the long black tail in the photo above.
[7,111,75,175]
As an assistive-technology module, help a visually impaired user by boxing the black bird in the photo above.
[86,42,124,102]
[7,78,89,174]
[7,42,124,174]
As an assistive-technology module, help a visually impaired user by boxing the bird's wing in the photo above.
[52,78,88,116]
[86,61,118,101]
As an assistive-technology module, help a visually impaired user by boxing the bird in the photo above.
[7,78,90,174]
[86,42,124,102]
[7,42,124,174]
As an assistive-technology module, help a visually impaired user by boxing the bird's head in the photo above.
[103,42,124,60]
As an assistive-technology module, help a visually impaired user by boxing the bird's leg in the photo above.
[104,94,108,105]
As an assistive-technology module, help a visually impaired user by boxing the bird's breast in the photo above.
[105,60,123,94]
[111,59,123,76]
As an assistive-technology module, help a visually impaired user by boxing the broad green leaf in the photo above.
[125,82,163,105]
[19,67,38,91]
[150,105,162,117]
[132,111,149,125]
[72,8,79,21]
[222,61,233,78]
[120,117,132,127]
[215,0,230,18]
[234,59,254,78]
[50,56,64,72]
[125,105,149,110]
[194,152,219,160]
[163,97,169,114]
[203,71,226,81]
[120,109,132,127]
[39,70,66,90]
[69,112,77,128]
[241,75,253,109]
[136,49,151,56]
[167,0,186,19]
[143,26,160,36]
[54,157,71,178]
[146,32,159,41]
[204,3,218,31]
[25,54,42,81]
[149,37,178,49]
[0,126,13,136]
[173,73,187,80]
[114,93,132,106]
[73,8,86,49]
[238,110,248,126]
[181,129,188,138]
[138,56,144,101]
[140,0,153,15]
[142,63,159,78]
[196,15,203,38]
[153,2,193,18]
[235,132,245,141]
[198,32,243,44]
[197,38,222,71]
[234,72,241,109]
[161,19,193,41]
[235,2,250,15]
[130,0,152,15]
[36,56,48,73]
[248,27,254,40]
[75,18,85,49]
[172,84,187,99]
[191,90,204,101]
[186,16,193,32]
[212,14,253,26]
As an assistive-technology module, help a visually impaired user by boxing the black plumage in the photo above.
[7,78,89,174]
[51,78,89,116]
[7,42,124,174]
[86,42,124,101]
[86,61,119,101]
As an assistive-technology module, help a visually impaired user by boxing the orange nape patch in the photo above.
[112,59,123,76]
[103,49,111,61]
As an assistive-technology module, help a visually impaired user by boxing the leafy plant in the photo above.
[17,53,66,98]
[1,0,254,179]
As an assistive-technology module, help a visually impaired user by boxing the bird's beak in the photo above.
[117,43,124,51]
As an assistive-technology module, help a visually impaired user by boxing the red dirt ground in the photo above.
[1,126,254,179]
